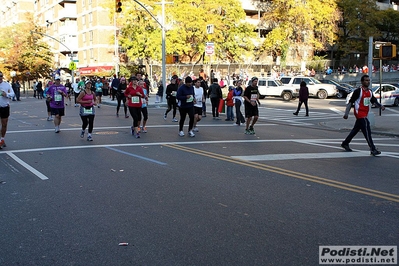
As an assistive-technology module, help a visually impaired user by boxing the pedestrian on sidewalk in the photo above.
[293,81,309,116]
[341,74,385,156]
[225,86,235,121]
[0,71,15,149]
[233,80,246,126]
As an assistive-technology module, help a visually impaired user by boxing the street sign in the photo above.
[205,42,214,56]
[206,24,214,34]
[69,61,77,71]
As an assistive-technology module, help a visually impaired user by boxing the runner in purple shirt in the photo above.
[46,75,68,133]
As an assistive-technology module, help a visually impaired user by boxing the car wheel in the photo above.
[336,92,343,99]
[282,92,292,101]
[317,90,327,99]
[394,98,399,107]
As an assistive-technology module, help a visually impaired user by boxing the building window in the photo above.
[82,15,85,25]
[82,32,86,43]
[89,31,93,41]
[90,48,94,59]
[89,12,93,23]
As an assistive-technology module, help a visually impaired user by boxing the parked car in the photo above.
[318,79,355,99]
[346,84,399,107]
[249,77,298,101]
[279,76,338,99]
[371,84,399,106]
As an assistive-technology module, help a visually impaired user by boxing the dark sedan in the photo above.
[318,79,355,99]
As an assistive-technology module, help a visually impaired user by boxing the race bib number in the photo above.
[54,94,62,101]
[131,96,140,103]
[363,97,371,106]
[195,96,202,103]
[250,94,257,101]
[171,91,177,96]
[83,107,93,114]
[186,96,194,103]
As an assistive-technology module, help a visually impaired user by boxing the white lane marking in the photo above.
[106,147,167,165]
[232,151,371,161]
[6,152,49,180]
[6,123,277,134]
[330,108,344,115]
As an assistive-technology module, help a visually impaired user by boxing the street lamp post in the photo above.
[132,0,170,101]
[30,30,75,83]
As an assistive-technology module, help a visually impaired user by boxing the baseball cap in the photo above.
[171,75,178,80]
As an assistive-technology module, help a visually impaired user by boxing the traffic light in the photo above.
[115,0,122,13]
[379,44,397,59]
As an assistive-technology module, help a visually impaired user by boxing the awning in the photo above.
[78,66,113,75]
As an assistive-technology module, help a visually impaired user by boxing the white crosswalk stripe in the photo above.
[258,107,341,126]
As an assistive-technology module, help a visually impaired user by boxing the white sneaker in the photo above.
[188,130,195,137]
[55,126,60,133]
[193,127,199,132]
[179,131,185,137]
[172,118,178,122]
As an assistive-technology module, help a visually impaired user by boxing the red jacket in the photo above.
[225,90,234,107]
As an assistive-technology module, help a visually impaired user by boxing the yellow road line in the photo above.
[164,144,399,203]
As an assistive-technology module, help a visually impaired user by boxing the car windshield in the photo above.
[309,77,321,84]
[371,86,380,92]
[275,80,284,86]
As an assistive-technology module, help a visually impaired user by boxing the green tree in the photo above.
[336,0,381,57]
[376,8,399,44]
[116,0,256,66]
[254,0,339,62]
[0,15,53,80]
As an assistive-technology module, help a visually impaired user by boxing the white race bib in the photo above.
[131,96,140,103]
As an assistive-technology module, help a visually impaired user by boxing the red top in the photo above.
[225,90,234,107]
[354,87,371,119]
[124,82,144,107]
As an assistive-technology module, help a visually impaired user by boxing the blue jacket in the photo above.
[176,84,195,108]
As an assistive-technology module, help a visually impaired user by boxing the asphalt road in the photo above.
[1,97,398,266]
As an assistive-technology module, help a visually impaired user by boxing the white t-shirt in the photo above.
[194,86,203,108]
[0,81,14,107]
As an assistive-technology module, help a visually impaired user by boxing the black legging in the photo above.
[80,115,95,133]
[165,97,177,118]
[128,107,142,128]
[179,106,194,132]
[116,93,127,115]
[210,97,220,117]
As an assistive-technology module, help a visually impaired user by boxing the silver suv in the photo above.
[249,77,298,101]
[279,76,338,99]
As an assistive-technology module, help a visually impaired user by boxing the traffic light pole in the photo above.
[30,30,75,83]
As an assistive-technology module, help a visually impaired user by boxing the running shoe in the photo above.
[244,129,251,134]
[130,127,134,136]
[249,126,255,135]
[164,114,167,120]
[189,130,195,137]
[142,127,147,133]
[341,143,352,152]
[80,130,85,138]
[135,132,140,139]
[0,139,5,149]
[87,135,93,141]
[193,127,199,132]
[370,149,381,156]
[55,127,60,133]
[179,131,185,137]
[172,118,178,122]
